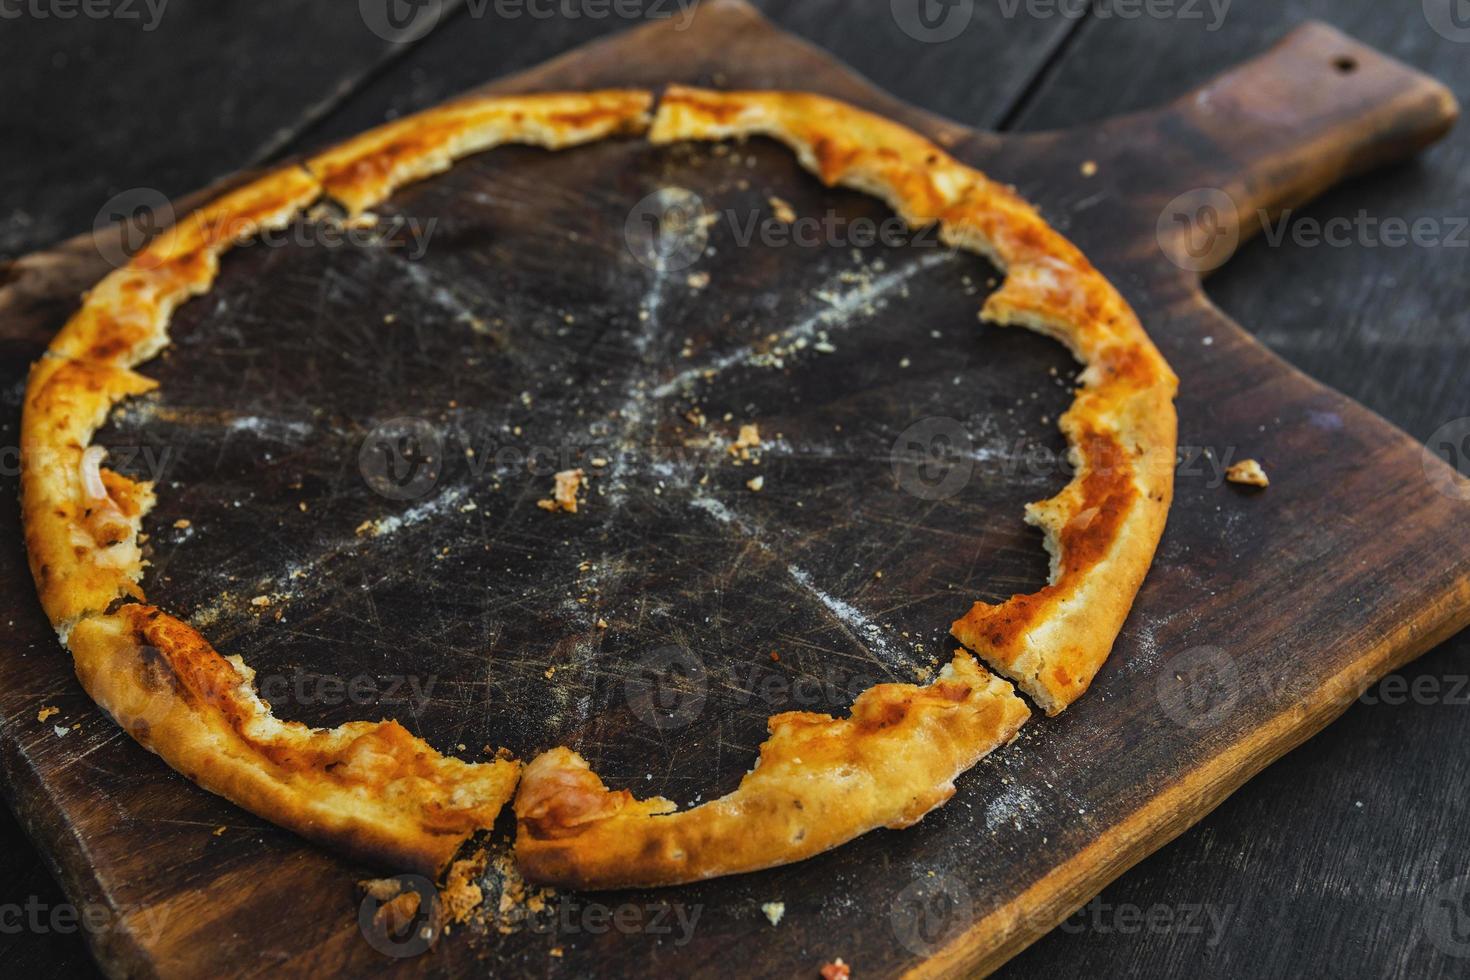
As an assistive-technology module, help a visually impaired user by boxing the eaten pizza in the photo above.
[20,86,1176,887]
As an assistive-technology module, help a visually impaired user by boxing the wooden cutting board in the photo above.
[0,2,1465,976]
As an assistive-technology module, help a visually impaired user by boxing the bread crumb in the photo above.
[768,196,797,224]
[687,270,710,290]
[820,959,851,980]
[1080,160,1098,178]
[537,468,585,513]
[761,901,786,925]
[746,475,765,493]
[596,618,609,629]
[358,877,404,902]
[1226,458,1269,488]
[730,423,762,460]
[250,595,271,607]
[213,825,227,837]
[172,518,191,529]
[37,706,59,723]
[442,849,488,924]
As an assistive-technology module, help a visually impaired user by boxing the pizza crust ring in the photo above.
[20,86,1175,886]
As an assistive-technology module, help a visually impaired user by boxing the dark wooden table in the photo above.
[1,1,1466,976]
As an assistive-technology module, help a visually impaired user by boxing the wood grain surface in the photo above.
[1,2,1468,978]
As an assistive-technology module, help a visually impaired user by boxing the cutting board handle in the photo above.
[1133,21,1458,272]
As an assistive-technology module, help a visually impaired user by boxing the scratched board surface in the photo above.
[99,136,1073,792]
[6,5,1470,977]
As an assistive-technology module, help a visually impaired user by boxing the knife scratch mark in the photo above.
[651,250,957,399]
[689,495,908,669]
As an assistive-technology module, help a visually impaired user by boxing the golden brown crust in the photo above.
[306,89,655,215]
[514,653,1028,889]
[24,85,1175,887]
[651,85,974,226]
[69,606,519,875]
[20,356,159,635]
[942,173,1177,716]
[49,167,322,369]
[652,86,1177,716]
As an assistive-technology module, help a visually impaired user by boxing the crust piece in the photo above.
[514,652,1028,889]
[941,167,1177,717]
[69,606,519,875]
[653,85,1177,716]
[49,166,322,369]
[19,92,656,876]
[20,356,158,636]
[305,89,655,215]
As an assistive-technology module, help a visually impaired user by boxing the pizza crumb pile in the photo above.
[441,848,489,924]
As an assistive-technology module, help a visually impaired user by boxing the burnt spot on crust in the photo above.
[1096,343,1159,388]
[812,136,852,185]
[1059,432,1136,574]
[855,696,912,733]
